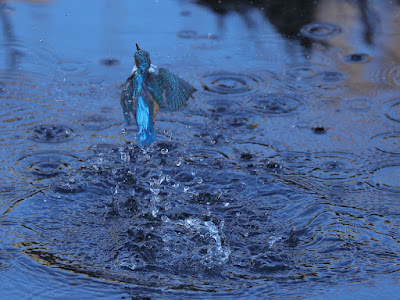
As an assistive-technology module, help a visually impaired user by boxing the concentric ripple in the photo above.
[12,151,79,178]
[78,114,114,130]
[373,64,400,88]
[0,74,56,128]
[248,93,303,115]
[284,151,365,180]
[200,73,263,95]
[384,99,400,123]
[284,64,320,80]
[318,71,348,83]
[366,162,400,193]
[29,124,75,143]
[207,98,242,112]
[216,109,262,132]
[300,22,342,40]
[56,61,88,75]
[345,97,371,112]
[369,132,400,154]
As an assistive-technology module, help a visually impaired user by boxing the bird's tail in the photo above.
[137,126,155,147]
[136,95,155,147]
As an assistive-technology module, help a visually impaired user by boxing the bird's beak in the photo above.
[136,43,141,51]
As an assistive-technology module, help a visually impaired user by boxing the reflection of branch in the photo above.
[357,0,379,45]
[194,0,316,51]
[1,1,20,70]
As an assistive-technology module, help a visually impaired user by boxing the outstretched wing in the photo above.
[120,75,137,125]
[151,68,196,111]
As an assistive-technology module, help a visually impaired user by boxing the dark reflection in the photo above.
[195,0,379,48]
[357,0,378,45]
[0,1,21,70]
[196,0,317,48]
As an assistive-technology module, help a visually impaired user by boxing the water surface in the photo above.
[1,0,400,298]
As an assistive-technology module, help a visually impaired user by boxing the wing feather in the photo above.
[153,68,196,111]
[120,76,137,125]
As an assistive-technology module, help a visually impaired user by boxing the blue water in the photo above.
[1,0,400,298]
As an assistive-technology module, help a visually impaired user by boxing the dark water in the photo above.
[1,0,400,298]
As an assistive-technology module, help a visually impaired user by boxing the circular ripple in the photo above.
[373,64,400,88]
[384,99,400,123]
[177,30,198,39]
[57,61,88,75]
[342,53,371,64]
[205,99,242,114]
[367,163,400,193]
[0,74,56,127]
[318,71,348,83]
[217,110,260,128]
[99,58,120,66]
[200,73,263,95]
[248,93,303,115]
[13,151,78,178]
[29,124,74,143]
[300,22,342,40]
[369,132,400,154]
[284,64,320,80]
[79,115,113,130]
[284,151,364,180]
[345,98,371,112]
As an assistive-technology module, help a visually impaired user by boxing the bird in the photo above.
[120,44,197,146]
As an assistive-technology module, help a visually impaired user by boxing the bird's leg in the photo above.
[153,102,160,125]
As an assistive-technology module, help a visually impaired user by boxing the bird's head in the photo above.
[133,44,151,73]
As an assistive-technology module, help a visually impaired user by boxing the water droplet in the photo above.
[196,177,203,184]
[184,187,189,193]
[161,148,169,154]
[120,152,130,162]
[300,22,342,40]
[208,33,213,38]
[161,215,170,222]
[164,202,172,211]
[151,188,160,195]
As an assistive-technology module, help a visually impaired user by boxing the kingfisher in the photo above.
[120,44,196,146]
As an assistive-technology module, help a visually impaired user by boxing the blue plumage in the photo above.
[120,44,196,146]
